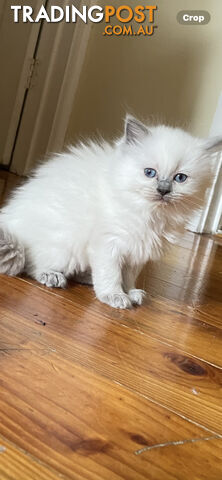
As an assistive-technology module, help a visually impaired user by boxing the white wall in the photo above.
[65,0,222,142]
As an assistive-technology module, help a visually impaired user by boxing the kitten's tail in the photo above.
[0,224,25,276]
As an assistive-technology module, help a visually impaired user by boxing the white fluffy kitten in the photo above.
[0,116,221,309]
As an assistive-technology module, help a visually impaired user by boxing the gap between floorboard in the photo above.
[11,277,222,370]
[0,432,69,480]
[112,380,222,438]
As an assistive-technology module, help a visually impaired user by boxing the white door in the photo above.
[10,0,83,175]
[0,0,46,167]
[0,0,89,175]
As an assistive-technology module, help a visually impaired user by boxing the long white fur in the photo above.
[0,116,221,308]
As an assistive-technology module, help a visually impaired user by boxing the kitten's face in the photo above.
[130,128,208,209]
[116,117,222,215]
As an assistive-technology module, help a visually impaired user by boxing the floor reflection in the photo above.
[141,232,221,307]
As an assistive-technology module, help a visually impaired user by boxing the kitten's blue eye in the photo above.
[174,173,187,183]
[144,168,156,178]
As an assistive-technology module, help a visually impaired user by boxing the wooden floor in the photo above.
[0,170,222,480]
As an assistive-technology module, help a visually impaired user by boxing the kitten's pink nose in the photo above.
[157,180,171,196]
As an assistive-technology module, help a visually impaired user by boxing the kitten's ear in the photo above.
[204,137,222,154]
[125,115,149,145]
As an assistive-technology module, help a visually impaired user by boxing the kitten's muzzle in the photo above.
[157,179,172,197]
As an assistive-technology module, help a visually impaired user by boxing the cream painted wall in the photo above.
[65,0,222,143]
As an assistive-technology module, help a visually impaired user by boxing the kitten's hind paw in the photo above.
[37,271,67,289]
[99,292,132,309]
[128,288,146,305]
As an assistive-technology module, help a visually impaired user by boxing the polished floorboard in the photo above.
[0,171,221,480]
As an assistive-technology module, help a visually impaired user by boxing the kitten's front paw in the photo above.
[38,271,67,288]
[128,289,146,305]
[99,292,132,309]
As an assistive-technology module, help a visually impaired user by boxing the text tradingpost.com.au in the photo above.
[10,4,158,36]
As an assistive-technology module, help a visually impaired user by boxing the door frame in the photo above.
[47,7,91,154]
[190,91,222,235]
[196,153,222,234]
